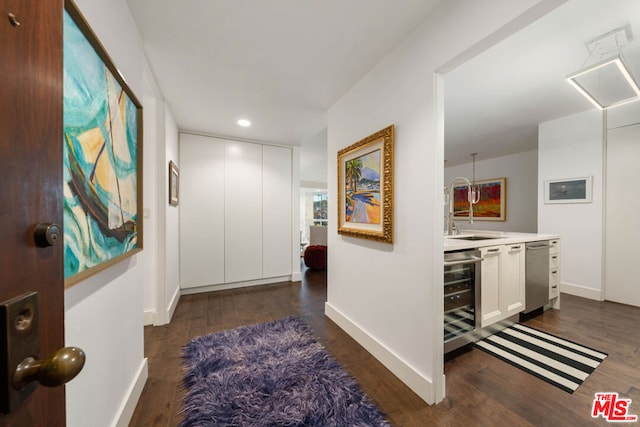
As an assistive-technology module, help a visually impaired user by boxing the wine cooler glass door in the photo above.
[444,250,481,353]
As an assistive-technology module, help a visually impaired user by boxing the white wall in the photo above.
[65,262,145,427]
[607,99,640,129]
[291,146,302,281]
[300,128,328,248]
[164,107,181,320]
[300,127,328,187]
[65,1,147,425]
[538,108,604,300]
[141,59,180,326]
[142,69,159,324]
[445,150,538,233]
[326,0,562,405]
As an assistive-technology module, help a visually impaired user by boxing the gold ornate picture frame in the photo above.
[337,125,394,243]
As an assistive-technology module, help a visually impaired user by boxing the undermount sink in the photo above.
[448,235,500,241]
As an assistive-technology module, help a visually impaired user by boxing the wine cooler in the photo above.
[444,249,482,353]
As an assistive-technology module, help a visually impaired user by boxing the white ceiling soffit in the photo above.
[127,0,444,146]
[444,0,640,167]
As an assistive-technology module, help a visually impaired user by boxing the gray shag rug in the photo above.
[180,316,392,426]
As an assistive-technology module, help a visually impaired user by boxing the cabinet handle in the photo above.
[527,245,550,251]
[444,256,484,266]
[551,255,558,259]
[551,270,558,274]
[511,245,521,250]
[552,285,558,289]
[487,248,500,253]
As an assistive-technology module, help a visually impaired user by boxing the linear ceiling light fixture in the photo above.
[566,27,640,110]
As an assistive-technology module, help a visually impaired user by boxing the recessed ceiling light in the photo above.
[237,119,251,127]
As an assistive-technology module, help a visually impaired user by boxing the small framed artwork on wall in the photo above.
[169,160,179,206]
[544,176,592,204]
[453,178,506,221]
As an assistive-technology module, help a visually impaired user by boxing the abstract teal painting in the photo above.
[63,0,142,286]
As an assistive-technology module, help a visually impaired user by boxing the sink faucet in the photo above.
[445,177,480,236]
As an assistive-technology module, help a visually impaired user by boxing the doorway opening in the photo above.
[300,187,328,254]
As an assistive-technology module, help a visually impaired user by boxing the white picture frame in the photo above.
[169,160,179,206]
[544,176,592,204]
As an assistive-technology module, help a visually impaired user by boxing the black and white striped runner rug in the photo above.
[474,323,607,393]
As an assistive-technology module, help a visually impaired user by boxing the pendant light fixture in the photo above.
[469,153,480,222]
[470,153,480,201]
[566,27,640,110]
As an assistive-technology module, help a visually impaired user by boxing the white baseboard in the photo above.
[324,302,434,405]
[144,286,180,327]
[114,358,148,427]
[143,310,156,326]
[561,281,603,301]
[291,271,302,282]
[167,285,180,323]
[180,276,291,295]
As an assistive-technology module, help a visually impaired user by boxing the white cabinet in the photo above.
[179,134,225,288]
[480,243,525,328]
[262,145,292,278]
[606,123,640,306]
[501,243,525,316]
[224,140,263,283]
[480,246,502,327]
[179,134,293,290]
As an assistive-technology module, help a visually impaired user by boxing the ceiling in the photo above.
[126,0,444,146]
[127,0,640,163]
[444,0,640,166]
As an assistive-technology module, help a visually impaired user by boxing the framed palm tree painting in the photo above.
[337,125,394,243]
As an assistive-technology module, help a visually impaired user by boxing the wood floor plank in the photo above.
[129,265,640,426]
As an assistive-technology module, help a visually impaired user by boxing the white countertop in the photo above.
[444,230,560,252]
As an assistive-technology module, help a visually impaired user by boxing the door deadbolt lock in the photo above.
[33,223,61,247]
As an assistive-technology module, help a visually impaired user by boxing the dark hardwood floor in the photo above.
[130,265,640,426]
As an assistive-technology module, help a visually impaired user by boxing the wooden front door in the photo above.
[1,0,66,425]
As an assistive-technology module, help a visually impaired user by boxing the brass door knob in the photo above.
[13,347,85,390]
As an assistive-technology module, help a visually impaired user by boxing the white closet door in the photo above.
[262,145,292,278]
[179,134,225,288]
[605,123,640,306]
[225,140,263,283]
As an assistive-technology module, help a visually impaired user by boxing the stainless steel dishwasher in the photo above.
[523,241,550,314]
